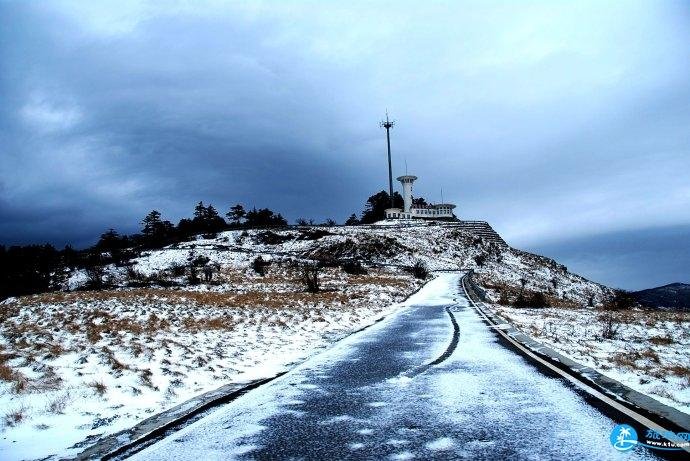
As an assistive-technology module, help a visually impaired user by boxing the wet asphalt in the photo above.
[132,274,660,460]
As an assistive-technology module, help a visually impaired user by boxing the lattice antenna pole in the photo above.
[380,111,395,208]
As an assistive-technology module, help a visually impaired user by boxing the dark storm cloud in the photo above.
[528,224,690,291]
[1,1,689,287]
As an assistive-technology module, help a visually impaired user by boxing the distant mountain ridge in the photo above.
[632,283,690,310]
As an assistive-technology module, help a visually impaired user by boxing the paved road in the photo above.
[133,273,658,460]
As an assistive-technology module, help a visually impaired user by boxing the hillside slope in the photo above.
[73,221,610,307]
[632,283,690,311]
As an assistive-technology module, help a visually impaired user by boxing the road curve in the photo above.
[131,273,659,460]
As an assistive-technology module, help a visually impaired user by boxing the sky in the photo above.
[1,0,688,290]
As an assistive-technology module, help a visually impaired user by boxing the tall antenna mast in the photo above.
[380,111,395,208]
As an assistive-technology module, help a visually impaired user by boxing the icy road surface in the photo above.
[132,273,658,460]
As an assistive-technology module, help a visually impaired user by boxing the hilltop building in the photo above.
[384,175,456,220]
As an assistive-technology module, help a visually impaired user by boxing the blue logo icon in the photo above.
[611,424,638,451]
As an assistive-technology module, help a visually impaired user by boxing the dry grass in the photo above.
[13,286,352,312]
[4,406,26,427]
[650,385,675,400]
[46,392,70,414]
[10,267,409,308]
[181,316,236,332]
[478,279,581,308]
[0,350,30,394]
[611,351,639,369]
[0,362,15,382]
[0,265,419,434]
[88,379,107,396]
[666,364,690,388]
[649,334,674,346]
[139,369,156,390]
[496,304,690,411]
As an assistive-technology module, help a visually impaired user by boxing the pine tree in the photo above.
[226,204,246,225]
[360,191,404,224]
[194,202,207,220]
[245,208,288,226]
[141,210,162,237]
[345,214,360,226]
[206,204,220,220]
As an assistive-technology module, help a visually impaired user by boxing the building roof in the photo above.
[410,203,456,209]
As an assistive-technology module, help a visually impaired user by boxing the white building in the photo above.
[385,175,457,220]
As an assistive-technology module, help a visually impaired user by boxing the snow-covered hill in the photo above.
[89,222,611,307]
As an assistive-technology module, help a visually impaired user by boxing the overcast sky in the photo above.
[1,1,688,290]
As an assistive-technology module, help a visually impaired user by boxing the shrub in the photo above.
[126,266,145,281]
[473,254,487,266]
[512,291,549,308]
[169,263,186,277]
[252,256,268,276]
[513,293,529,308]
[341,260,367,275]
[528,291,550,308]
[84,266,106,290]
[297,229,333,241]
[606,290,636,310]
[255,231,293,245]
[139,369,155,389]
[187,266,200,285]
[190,255,210,267]
[145,270,168,285]
[408,260,429,280]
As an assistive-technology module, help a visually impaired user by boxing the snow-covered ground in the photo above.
[489,305,690,415]
[131,273,657,461]
[0,223,615,459]
[0,264,422,460]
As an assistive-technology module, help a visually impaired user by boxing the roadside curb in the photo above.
[67,375,285,461]
[461,274,690,455]
[68,276,431,460]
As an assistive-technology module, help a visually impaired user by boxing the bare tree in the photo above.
[599,309,620,339]
[300,263,321,293]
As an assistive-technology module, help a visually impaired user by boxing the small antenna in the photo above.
[405,158,408,175]
[441,187,444,204]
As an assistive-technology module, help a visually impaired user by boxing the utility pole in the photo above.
[380,112,395,208]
